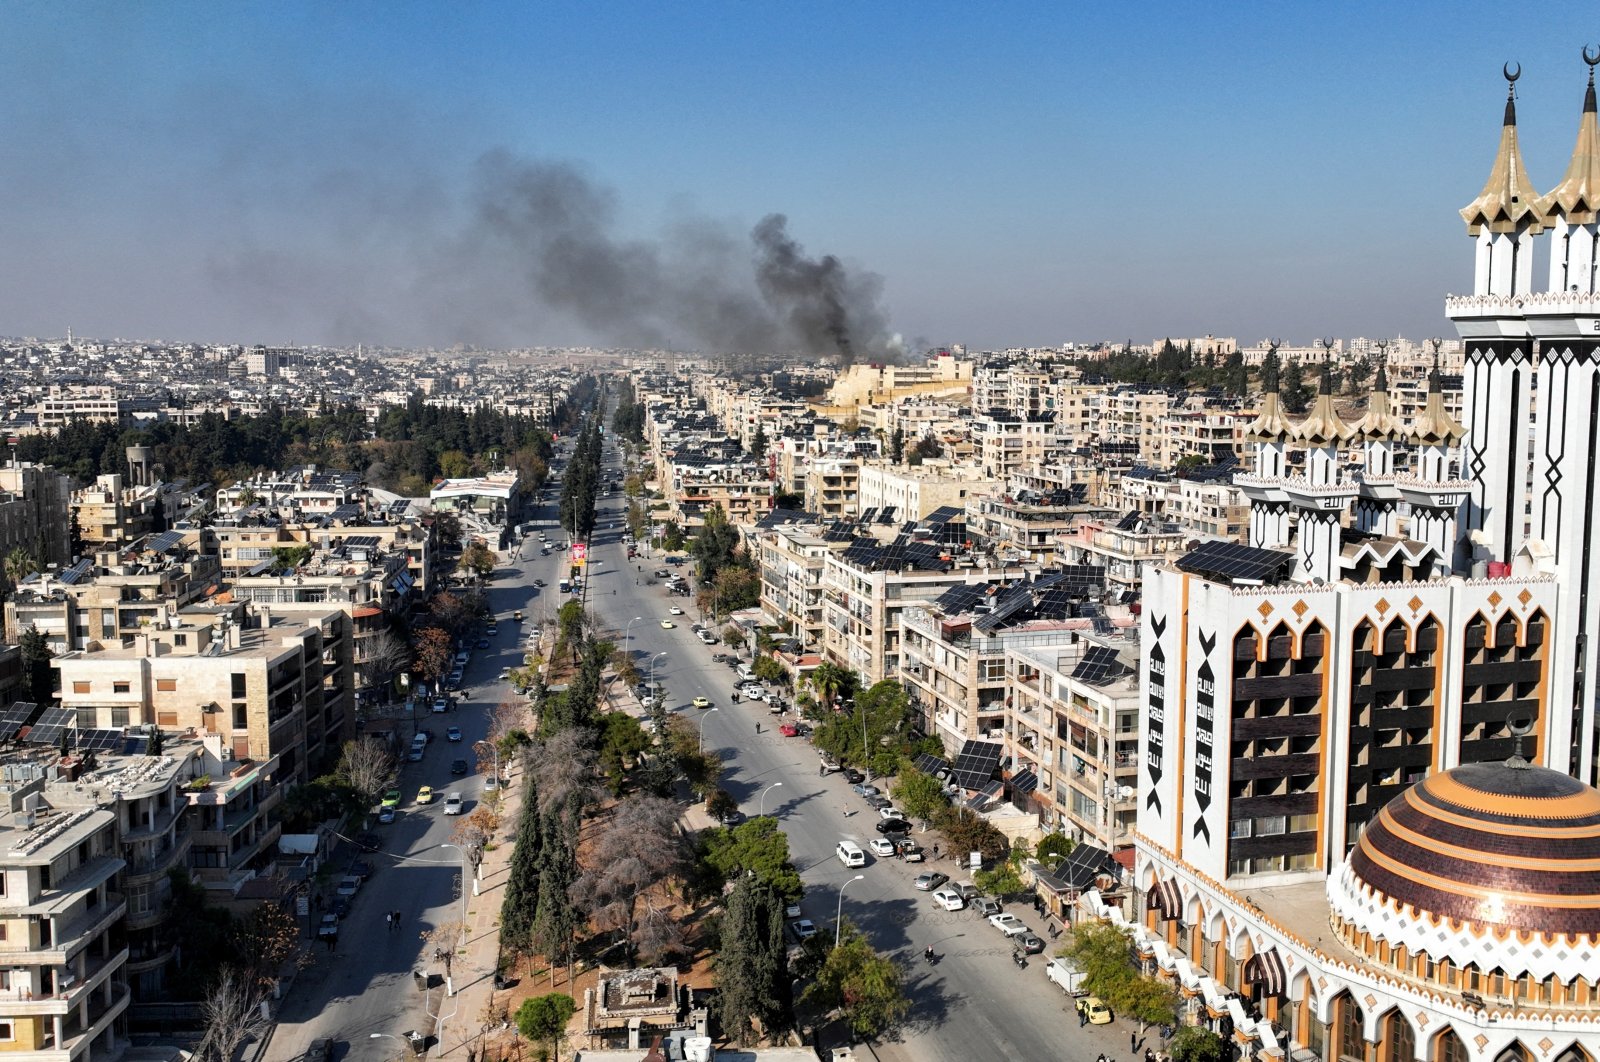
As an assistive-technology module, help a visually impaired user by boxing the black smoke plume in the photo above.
[458,153,894,359]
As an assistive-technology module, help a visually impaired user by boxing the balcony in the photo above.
[123,830,192,886]
[0,946,128,1016]
[0,894,127,966]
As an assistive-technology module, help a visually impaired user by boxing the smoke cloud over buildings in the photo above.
[460,152,894,359]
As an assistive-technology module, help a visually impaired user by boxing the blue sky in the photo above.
[3,1,1598,352]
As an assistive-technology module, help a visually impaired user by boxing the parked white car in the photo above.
[988,913,1028,937]
[443,793,464,816]
[931,888,966,911]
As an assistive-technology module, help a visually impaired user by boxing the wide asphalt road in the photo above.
[578,445,1123,1062]
[272,435,1128,1062]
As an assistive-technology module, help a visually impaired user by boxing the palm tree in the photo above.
[4,548,37,597]
[807,662,856,708]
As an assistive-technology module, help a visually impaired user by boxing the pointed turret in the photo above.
[1294,358,1356,448]
[1539,55,1600,226]
[1541,51,1600,292]
[1356,357,1405,442]
[1461,68,1544,237]
[1354,341,1403,536]
[1245,357,1294,442]
[1409,353,1466,448]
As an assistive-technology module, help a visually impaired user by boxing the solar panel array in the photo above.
[913,752,949,776]
[935,583,990,614]
[57,558,93,586]
[1009,769,1039,796]
[1071,645,1122,685]
[145,530,185,553]
[1176,540,1294,585]
[1115,511,1142,531]
[966,780,1005,808]
[71,728,134,753]
[328,503,362,523]
[25,707,76,747]
[974,587,1033,633]
[949,740,1003,790]
[341,535,381,551]
[0,702,38,742]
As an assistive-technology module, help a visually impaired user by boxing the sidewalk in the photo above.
[431,756,524,1060]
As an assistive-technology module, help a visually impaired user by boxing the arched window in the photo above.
[1335,993,1365,1062]
[1436,1030,1468,1062]
[1384,1011,1415,1062]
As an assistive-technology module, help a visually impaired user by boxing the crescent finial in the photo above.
[1429,336,1443,353]
[1504,61,1522,84]
[1585,45,1600,68]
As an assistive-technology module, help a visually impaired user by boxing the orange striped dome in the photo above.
[1348,761,1600,937]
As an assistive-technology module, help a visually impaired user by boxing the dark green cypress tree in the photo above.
[713,877,791,1045]
[499,777,542,956]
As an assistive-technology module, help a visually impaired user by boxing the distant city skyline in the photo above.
[4,1,1598,352]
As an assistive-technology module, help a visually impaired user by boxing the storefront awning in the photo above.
[1243,949,1287,997]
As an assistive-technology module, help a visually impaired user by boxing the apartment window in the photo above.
[72,681,90,694]
[75,707,96,729]
[0,1021,14,1041]
[233,704,248,730]
[156,679,176,693]
[113,681,130,695]
[157,711,178,728]
[111,707,130,728]
[231,673,247,698]
[173,634,187,647]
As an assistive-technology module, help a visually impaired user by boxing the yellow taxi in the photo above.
[1077,996,1113,1025]
[416,786,436,806]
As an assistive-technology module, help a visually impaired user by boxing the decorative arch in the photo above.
[1330,990,1367,1061]
[1378,1007,1417,1062]
[1433,1028,1468,1062]
[1551,1044,1593,1062]
[1493,1043,1532,1062]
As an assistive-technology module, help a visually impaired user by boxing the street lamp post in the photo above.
[759,781,784,817]
[836,874,865,947]
[439,843,472,997]
[648,651,668,691]
[861,703,870,784]
[624,616,643,658]
[699,707,718,754]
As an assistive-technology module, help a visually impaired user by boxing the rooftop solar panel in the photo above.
[949,740,1004,790]
[0,702,37,742]
[1092,615,1115,636]
[913,753,949,776]
[965,780,1005,809]
[71,728,128,752]
[25,707,75,747]
[1009,769,1039,796]
[1175,540,1294,585]
[1071,645,1122,685]
[1115,511,1142,531]
[57,559,93,586]
[146,530,185,553]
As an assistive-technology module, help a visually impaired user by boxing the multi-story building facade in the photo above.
[857,463,997,524]
[0,463,72,570]
[53,606,339,787]
[1123,68,1600,1062]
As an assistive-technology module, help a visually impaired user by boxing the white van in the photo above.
[408,735,428,762]
[836,841,866,868]
[737,663,756,683]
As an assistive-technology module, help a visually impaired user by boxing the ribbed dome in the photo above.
[1348,761,1600,938]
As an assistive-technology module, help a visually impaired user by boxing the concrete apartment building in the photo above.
[803,456,863,520]
[0,463,72,570]
[857,462,997,524]
[53,607,341,788]
[0,784,130,1062]
[1005,640,1140,852]
[966,487,1094,563]
[753,515,844,657]
[29,386,128,430]
[819,511,1034,684]
[6,538,221,655]
[68,476,160,551]
[972,411,1057,481]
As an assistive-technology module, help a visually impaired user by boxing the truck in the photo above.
[1046,956,1087,996]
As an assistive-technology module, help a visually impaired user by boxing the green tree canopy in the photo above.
[515,993,577,1055]
[890,769,949,825]
[801,921,909,1038]
[699,815,803,902]
[713,876,790,1045]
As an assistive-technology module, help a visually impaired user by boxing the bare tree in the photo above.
[575,795,688,964]
[452,808,495,877]
[527,730,601,817]
[198,966,269,1062]
[362,629,413,699]
[488,696,529,745]
[337,736,395,805]
[422,919,469,994]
